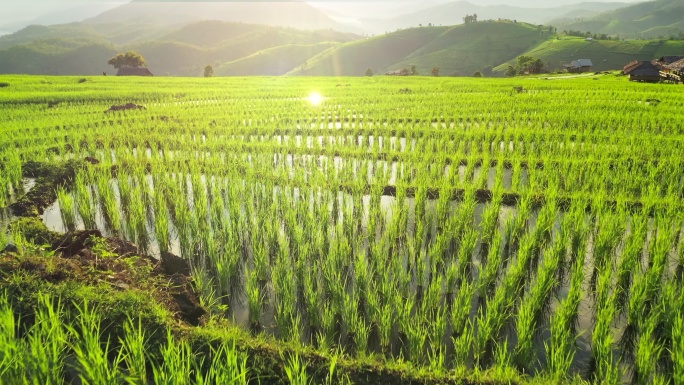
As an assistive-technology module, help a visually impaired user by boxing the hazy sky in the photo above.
[0,0,645,30]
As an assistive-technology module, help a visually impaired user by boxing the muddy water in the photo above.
[1,178,37,242]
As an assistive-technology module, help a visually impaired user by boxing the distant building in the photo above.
[665,58,684,75]
[385,69,410,76]
[116,67,154,76]
[566,59,592,73]
[623,60,661,83]
[656,56,684,66]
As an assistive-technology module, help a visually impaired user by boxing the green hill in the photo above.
[554,0,684,39]
[494,36,684,73]
[289,21,551,76]
[216,42,338,76]
[288,26,449,76]
[0,21,359,76]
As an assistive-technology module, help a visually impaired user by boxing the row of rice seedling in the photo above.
[0,293,248,384]
[2,75,684,383]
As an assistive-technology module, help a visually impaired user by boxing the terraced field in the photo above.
[1,74,683,384]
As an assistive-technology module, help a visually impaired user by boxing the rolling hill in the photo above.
[359,1,631,34]
[288,21,550,76]
[552,0,684,38]
[84,1,358,33]
[215,43,339,76]
[0,21,359,76]
[494,36,684,73]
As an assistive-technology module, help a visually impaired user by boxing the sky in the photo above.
[0,0,646,33]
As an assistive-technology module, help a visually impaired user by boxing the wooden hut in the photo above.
[566,59,592,73]
[623,61,660,82]
[116,67,154,76]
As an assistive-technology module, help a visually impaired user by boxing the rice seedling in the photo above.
[4,75,684,383]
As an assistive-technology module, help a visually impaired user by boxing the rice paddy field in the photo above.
[1,73,683,384]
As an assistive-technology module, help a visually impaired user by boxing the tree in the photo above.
[505,66,517,77]
[204,65,214,78]
[431,67,440,77]
[482,65,493,76]
[365,68,374,77]
[515,55,545,75]
[473,71,483,78]
[410,65,418,76]
[107,51,146,69]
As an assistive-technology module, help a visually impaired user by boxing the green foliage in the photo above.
[9,217,56,247]
[516,55,545,74]
[204,65,214,78]
[505,65,517,77]
[107,51,147,69]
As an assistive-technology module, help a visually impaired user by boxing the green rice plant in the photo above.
[0,292,22,381]
[590,266,620,385]
[119,317,148,384]
[634,309,665,385]
[194,342,248,385]
[477,232,503,299]
[452,319,473,369]
[545,236,585,381]
[57,186,76,232]
[673,310,684,385]
[246,267,263,333]
[74,172,96,229]
[96,170,120,234]
[318,302,338,351]
[152,329,192,385]
[24,294,68,385]
[153,186,170,254]
[282,353,309,385]
[68,299,126,384]
[403,316,428,365]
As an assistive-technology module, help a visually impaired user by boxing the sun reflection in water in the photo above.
[307,92,324,106]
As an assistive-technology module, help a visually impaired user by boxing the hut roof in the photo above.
[623,60,659,75]
[658,56,684,65]
[629,68,661,77]
[666,58,684,71]
[116,67,153,76]
[570,59,593,67]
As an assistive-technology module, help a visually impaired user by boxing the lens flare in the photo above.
[308,92,324,106]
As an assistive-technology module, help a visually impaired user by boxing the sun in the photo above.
[307,92,324,106]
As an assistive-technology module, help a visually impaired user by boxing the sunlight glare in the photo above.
[308,92,324,106]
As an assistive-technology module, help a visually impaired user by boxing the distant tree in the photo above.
[473,71,483,78]
[482,65,493,76]
[410,65,419,76]
[431,67,440,77]
[107,51,146,69]
[505,66,517,77]
[365,67,374,76]
[204,65,214,78]
[515,55,545,74]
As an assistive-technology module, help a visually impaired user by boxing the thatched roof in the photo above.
[623,60,659,75]
[666,58,684,71]
[657,56,684,65]
[629,68,661,77]
[116,67,153,76]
